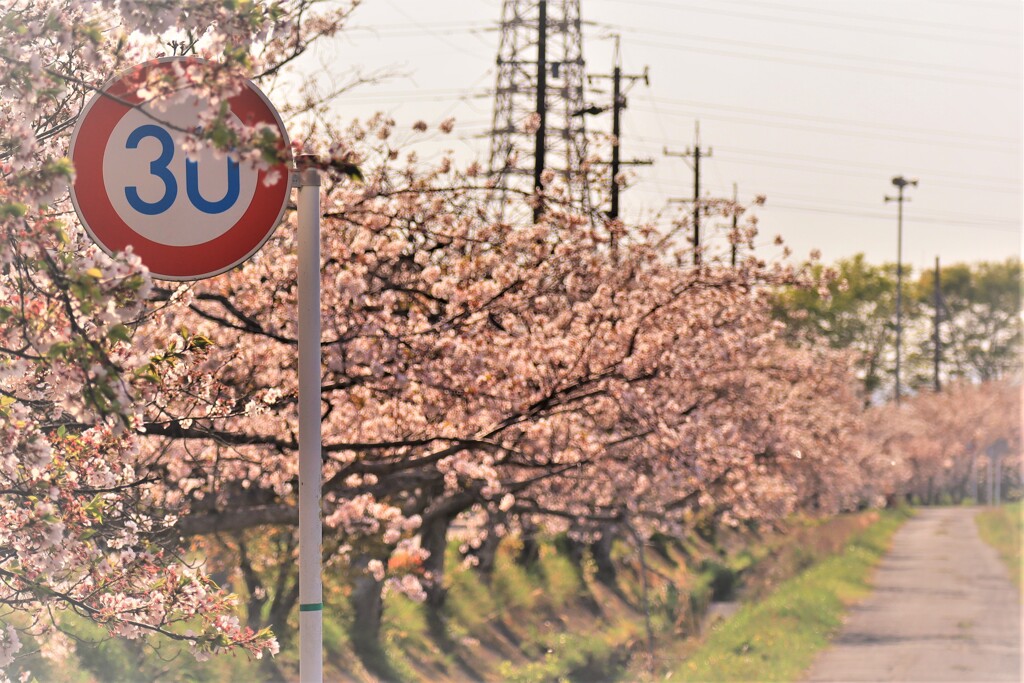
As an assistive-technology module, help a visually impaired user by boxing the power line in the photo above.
[588,21,1020,84]
[346,22,493,36]
[631,105,1019,155]
[624,36,1018,91]
[628,176,1022,229]
[662,179,1020,226]
[918,0,1021,11]
[624,137,1022,191]
[758,201,1021,231]
[333,89,491,104]
[702,150,1023,195]
[705,145,1021,188]
[381,0,495,60]
[758,191,1019,227]
[627,137,1015,191]
[703,0,1021,39]
[598,92,1019,146]
[588,0,1021,49]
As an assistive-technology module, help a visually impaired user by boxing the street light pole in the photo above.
[295,155,324,682]
[885,175,917,406]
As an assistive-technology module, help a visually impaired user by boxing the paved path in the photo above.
[804,507,1021,682]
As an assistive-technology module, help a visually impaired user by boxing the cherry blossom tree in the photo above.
[120,120,868,655]
[1,0,360,676]
[3,1,952,678]
[862,380,1021,505]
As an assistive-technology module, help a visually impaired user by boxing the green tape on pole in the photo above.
[299,603,323,612]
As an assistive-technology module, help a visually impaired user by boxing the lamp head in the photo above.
[891,176,918,188]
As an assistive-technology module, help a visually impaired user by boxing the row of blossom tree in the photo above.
[0,1,1019,679]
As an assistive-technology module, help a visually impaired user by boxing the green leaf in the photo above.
[46,342,71,359]
[334,162,364,184]
[189,334,213,350]
[47,156,74,178]
[134,369,162,384]
[108,324,132,343]
[0,395,15,418]
[0,202,28,219]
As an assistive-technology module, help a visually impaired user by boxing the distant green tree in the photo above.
[772,255,1021,401]
[770,254,900,399]
[910,259,1021,385]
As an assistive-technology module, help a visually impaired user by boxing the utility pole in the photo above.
[584,35,650,221]
[731,183,739,267]
[666,121,712,265]
[532,0,547,222]
[934,256,941,392]
[885,175,917,406]
[609,39,621,220]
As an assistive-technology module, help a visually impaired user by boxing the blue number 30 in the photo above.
[124,124,240,216]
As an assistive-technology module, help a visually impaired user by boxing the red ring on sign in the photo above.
[70,59,291,280]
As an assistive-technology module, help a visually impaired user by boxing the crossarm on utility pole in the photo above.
[665,121,712,265]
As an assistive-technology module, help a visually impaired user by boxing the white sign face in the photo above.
[70,58,291,280]
[103,96,260,247]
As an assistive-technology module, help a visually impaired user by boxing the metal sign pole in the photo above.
[295,157,323,682]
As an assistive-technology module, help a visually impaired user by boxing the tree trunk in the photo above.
[555,533,587,572]
[418,492,475,639]
[257,653,289,683]
[590,525,618,586]
[517,519,541,568]
[349,555,384,658]
[421,512,453,614]
[472,525,503,577]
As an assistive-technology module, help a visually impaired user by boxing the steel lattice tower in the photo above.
[488,0,589,214]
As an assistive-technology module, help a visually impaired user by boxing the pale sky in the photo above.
[287,0,1023,272]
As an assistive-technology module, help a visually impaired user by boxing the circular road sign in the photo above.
[69,57,291,281]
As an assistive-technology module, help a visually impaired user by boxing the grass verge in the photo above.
[975,502,1022,590]
[665,508,909,683]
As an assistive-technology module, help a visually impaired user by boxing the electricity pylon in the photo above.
[488,0,590,219]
